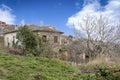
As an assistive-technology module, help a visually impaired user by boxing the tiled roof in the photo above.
[0,21,16,35]
[4,25,63,34]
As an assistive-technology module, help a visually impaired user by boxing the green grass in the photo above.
[0,52,120,80]
[0,53,78,80]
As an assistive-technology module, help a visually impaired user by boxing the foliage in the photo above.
[16,25,37,51]
[0,52,120,80]
[0,53,77,80]
[79,65,120,80]
[85,66,120,80]
[94,66,115,80]
[31,36,44,56]
[16,25,44,56]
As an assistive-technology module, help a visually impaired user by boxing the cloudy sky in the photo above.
[0,0,120,35]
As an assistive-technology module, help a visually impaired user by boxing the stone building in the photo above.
[61,35,73,45]
[0,21,17,48]
[4,25,63,48]
[0,21,16,37]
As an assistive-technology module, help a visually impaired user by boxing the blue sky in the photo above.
[0,0,120,35]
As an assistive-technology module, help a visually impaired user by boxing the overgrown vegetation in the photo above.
[78,65,120,80]
[15,25,44,56]
[16,25,38,51]
[66,14,120,64]
[0,52,77,80]
[0,52,120,80]
[0,14,120,80]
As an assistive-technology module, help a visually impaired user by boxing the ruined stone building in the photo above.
[0,21,87,63]
[0,21,16,37]
[4,24,64,48]
[0,21,73,48]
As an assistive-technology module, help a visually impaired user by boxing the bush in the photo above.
[16,25,44,56]
[94,66,114,80]
[84,66,120,80]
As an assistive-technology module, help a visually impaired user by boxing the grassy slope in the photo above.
[0,52,120,80]
[0,53,78,80]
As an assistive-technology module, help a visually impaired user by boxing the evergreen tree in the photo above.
[16,25,37,53]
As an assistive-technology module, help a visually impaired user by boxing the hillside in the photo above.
[0,52,120,80]
[0,53,78,80]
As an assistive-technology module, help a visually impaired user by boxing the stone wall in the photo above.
[4,32,18,48]
[0,36,5,50]
[36,31,62,46]
[0,21,15,37]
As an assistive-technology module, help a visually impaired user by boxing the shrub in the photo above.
[16,25,44,56]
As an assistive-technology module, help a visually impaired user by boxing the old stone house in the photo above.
[0,21,73,60]
[0,21,87,63]
[0,21,16,37]
[0,21,17,48]
[4,25,63,48]
[61,35,73,45]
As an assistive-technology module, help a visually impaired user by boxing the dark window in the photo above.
[42,35,47,42]
[54,36,58,43]
[7,38,9,47]
[12,36,15,46]
[13,36,15,40]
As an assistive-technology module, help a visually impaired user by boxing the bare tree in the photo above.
[72,14,118,60]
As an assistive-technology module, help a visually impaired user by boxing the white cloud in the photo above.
[0,4,15,24]
[67,0,120,30]
[20,19,25,26]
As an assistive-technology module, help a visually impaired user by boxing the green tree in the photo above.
[16,25,37,53]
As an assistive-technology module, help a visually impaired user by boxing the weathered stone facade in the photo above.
[0,21,16,37]
[30,26,63,46]
[4,24,63,48]
[61,35,73,45]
